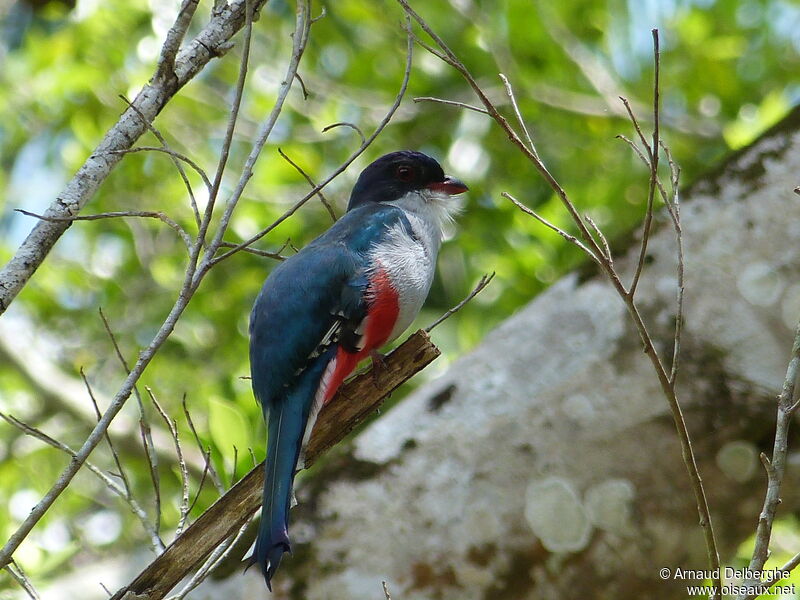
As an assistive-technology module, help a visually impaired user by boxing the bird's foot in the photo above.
[370,350,388,387]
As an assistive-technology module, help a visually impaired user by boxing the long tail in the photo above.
[247,353,333,590]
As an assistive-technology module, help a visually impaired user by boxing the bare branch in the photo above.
[397,9,722,594]
[584,214,612,263]
[201,0,311,266]
[628,31,660,298]
[425,272,495,332]
[737,314,800,597]
[107,145,212,197]
[502,192,600,264]
[278,148,337,222]
[118,95,203,227]
[616,134,649,168]
[99,307,163,538]
[619,96,652,157]
[81,367,131,498]
[218,241,286,260]
[188,449,213,514]
[382,581,393,600]
[499,73,538,158]
[111,330,440,600]
[0,411,165,552]
[15,208,193,250]
[0,0,271,316]
[321,121,367,145]
[146,388,191,537]
[183,397,225,495]
[156,0,200,81]
[165,517,254,600]
[5,560,41,600]
[413,96,489,115]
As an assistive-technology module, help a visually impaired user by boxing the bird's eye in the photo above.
[396,165,414,182]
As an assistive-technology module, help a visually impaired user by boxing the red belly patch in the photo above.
[320,266,399,405]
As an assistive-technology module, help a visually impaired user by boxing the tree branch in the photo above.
[0,0,270,315]
[110,330,440,600]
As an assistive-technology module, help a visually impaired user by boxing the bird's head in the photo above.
[347,150,468,211]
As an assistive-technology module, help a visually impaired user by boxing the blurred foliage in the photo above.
[1,0,799,591]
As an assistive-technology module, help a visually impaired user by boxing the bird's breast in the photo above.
[368,217,438,342]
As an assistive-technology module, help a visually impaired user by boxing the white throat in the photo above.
[368,190,461,342]
[387,189,462,250]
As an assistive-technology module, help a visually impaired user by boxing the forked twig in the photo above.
[5,559,41,600]
[146,388,191,537]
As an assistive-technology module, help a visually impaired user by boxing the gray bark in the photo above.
[249,108,800,599]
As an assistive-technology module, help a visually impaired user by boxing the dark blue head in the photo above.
[347,150,468,211]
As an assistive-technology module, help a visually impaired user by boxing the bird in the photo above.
[246,150,467,589]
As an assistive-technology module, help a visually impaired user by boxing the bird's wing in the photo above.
[248,203,411,408]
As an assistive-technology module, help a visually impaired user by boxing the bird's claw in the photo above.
[370,350,388,386]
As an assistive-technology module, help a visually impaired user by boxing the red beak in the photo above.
[427,176,469,196]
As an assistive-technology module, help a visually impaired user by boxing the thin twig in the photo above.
[278,148,337,222]
[81,367,131,497]
[99,307,162,538]
[616,134,649,168]
[425,273,495,332]
[183,396,225,494]
[746,550,800,599]
[165,517,255,600]
[201,0,311,269]
[321,121,367,145]
[0,411,165,552]
[628,31,660,298]
[294,72,309,99]
[502,192,600,264]
[218,241,286,260]
[5,560,41,600]
[198,0,258,260]
[188,449,212,514]
[15,208,193,250]
[413,96,490,115]
[209,13,413,266]
[619,96,652,157]
[382,581,393,600]
[106,145,212,195]
[146,388,191,537]
[737,315,800,598]
[230,446,239,484]
[584,214,612,263]
[118,96,204,227]
[499,73,538,158]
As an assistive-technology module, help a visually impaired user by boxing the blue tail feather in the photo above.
[247,352,333,590]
